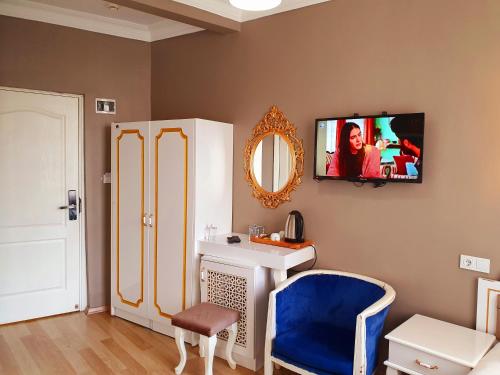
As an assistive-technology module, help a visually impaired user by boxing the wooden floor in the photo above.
[0,312,291,375]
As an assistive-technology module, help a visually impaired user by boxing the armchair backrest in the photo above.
[266,270,395,375]
[275,273,386,335]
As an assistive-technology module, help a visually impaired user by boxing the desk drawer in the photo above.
[388,342,471,375]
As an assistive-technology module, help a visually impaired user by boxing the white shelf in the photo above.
[385,314,496,368]
[198,233,315,271]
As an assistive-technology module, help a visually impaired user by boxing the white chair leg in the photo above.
[199,339,205,358]
[201,335,217,375]
[225,323,237,369]
[174,328,187,375]
[264,357,273,375]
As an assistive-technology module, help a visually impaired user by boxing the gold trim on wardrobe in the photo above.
[154,128,188,318]
[116,129,145,307]
[485,288,500,333]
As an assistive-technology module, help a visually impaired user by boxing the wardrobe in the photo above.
[110,119,233,341]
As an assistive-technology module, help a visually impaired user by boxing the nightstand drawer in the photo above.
[387,342,471,375]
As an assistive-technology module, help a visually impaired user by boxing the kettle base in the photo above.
[284,237,304,244]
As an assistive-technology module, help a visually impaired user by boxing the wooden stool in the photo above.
[172,302,240,375]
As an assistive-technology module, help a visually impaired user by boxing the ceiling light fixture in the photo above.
[229,0,282,11]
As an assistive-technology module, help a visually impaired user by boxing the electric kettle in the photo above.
[284,210,304,243]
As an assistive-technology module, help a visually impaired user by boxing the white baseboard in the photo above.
[85,305,109,315]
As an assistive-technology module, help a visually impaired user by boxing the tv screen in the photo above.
[314,113,424,183]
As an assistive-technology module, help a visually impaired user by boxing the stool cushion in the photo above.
[172,302,240,337]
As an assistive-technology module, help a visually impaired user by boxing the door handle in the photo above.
[59,204,77,209]
[60,190,78,220]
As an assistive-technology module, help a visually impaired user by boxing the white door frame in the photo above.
[0,86,87,312]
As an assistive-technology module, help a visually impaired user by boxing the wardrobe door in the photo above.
[149,121,194,327]
[111,122,149,322]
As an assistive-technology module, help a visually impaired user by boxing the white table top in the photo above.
[198,233,315,271]
[385,314,496,368]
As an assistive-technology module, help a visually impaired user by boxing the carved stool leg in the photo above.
[225,322,237,369]
[201,335,217,375]
[174,328,187,375]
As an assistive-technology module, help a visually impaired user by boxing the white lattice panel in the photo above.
[207,270,248,347]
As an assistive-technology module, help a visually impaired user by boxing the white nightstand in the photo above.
[384,314,496,375]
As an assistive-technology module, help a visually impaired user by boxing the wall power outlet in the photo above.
[460,254,490,274]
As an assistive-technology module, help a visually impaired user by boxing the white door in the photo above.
[110,122,149,320]
[0,88,81,324]
[149,121,194,323]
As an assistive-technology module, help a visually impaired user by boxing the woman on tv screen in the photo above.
[326,122,381,178]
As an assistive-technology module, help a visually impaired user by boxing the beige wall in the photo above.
[0,15,151,308]
[151,0,500,334]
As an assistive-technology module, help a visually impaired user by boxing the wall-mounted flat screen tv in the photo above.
[314,113,424,183]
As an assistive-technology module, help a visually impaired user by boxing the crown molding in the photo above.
[0,0,203,41]
[111,0,240,33]
[149,20,202,41]
[0,0,151,41]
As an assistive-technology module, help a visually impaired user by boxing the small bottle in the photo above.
[209,224,217,240]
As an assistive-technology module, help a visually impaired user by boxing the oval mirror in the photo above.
[244,106,304,208]
[251,133,294,193]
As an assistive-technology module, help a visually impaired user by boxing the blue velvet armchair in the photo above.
[264,270,396,375]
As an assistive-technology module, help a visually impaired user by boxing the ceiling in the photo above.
[172,0,329,22]
[0,0,329,41]
[31,0,166,25]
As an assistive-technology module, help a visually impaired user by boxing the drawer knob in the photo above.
[416,359,439,370]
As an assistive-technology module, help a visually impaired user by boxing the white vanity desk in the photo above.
[197,233,315,371]
[198,233,315,287]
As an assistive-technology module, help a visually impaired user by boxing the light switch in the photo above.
[476,257,491,273]
[102,172,111,184]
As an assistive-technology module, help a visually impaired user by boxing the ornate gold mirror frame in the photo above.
[244,105,304,208]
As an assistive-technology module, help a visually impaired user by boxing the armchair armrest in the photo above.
[354,284,396,375]
[264,286,279,375]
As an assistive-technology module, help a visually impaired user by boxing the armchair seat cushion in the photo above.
[272,322,355,375]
